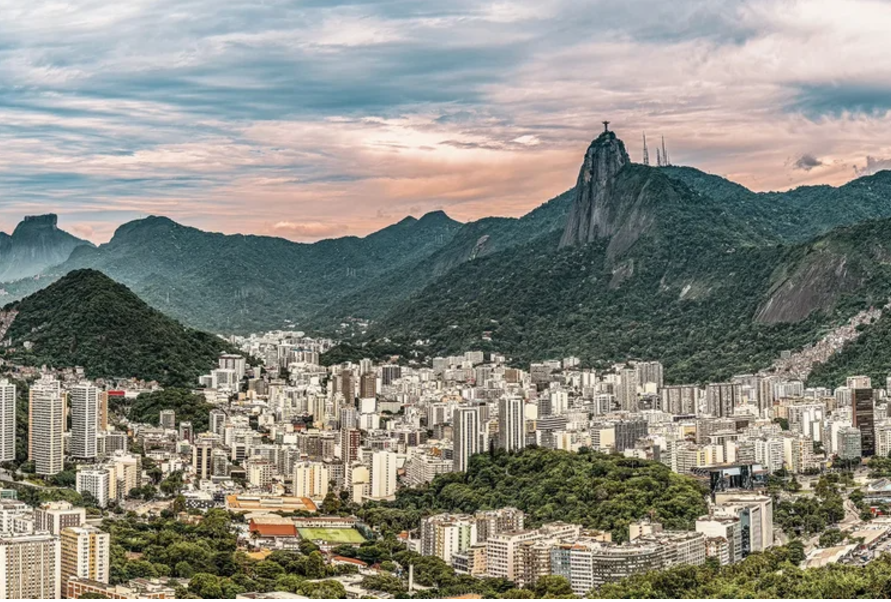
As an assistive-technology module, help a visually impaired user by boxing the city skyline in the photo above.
[2,0,891,243]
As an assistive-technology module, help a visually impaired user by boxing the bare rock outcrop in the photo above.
[560,130,631,249]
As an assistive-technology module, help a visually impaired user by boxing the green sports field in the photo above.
[297,527,365,544]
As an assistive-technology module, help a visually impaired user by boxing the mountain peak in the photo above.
[13,214,59,235]
[417,209,457,226]
[110,215,183,244]
[559,130,632,249]
[0,214,91,282]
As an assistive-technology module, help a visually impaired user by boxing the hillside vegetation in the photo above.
[360,447,708,542]
[1,269,231,386]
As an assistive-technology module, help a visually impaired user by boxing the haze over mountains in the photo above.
[5,129,891,384]
[0,214,92,282]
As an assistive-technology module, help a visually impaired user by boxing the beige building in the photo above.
[61,526,110,594]
[486,530,545,581]
[0,533,61,599]
[292,462,329,501]
[34,501,86,535]
[421,514,478,564]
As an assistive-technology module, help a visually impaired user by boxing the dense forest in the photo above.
[1,269,232,386]
[359,447,708,542]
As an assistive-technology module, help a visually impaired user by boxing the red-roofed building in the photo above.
[248,521,297,538]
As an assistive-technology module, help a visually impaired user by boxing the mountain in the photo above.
[14,211,462,333]
[0,214,92,281]
[357,132,891,383]
[663,166,891,242]
[0,269,233,385]
[312,188,576,327]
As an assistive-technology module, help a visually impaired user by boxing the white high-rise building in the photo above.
[0,534,61,598]
[159,410,176,430]
[498,397,526,452]
[218,354,247,380]
[29,376,64,476]
[370,451,397,500]
[617,369,639,412]
[69,383,100,460]
[209,409,227,437]
[293,462,329,500]
[0,380,15,463]
[76,468,111,508]
[453,406,482,472]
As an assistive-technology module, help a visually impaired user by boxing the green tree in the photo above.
[188,573,223,599]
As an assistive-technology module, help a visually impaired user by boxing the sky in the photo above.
[2,0,891,243]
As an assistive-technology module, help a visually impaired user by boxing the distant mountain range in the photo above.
[0,269,232,386]
[6,131,891,385]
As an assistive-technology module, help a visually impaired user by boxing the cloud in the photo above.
[855,156,891,177]
[0,0,890,242]
[793,154,823,171]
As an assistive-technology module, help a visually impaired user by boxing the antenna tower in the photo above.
[661,136,670,167]
[642,133,650,166]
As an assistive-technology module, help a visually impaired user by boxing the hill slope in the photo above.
[0,269,233,385]
[0,214,92,281]
[313,188,576,327]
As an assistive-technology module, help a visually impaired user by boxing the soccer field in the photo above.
[297,527,365,543]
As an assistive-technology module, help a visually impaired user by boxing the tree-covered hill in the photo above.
[114,388,215,432]
[1,269,233,386]
[361,448,709,542]
[312,189,576,328]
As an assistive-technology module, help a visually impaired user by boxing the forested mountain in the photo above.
[0,214,91,281]
[0,269,232,385]
[312,188,576,327]
[359,132,891,383]
[1,211,461,333]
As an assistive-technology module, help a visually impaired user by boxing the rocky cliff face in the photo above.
[0,214,92,282]
[560,130,631,249]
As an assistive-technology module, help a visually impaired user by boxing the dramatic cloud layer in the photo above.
[0,0,890,241]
